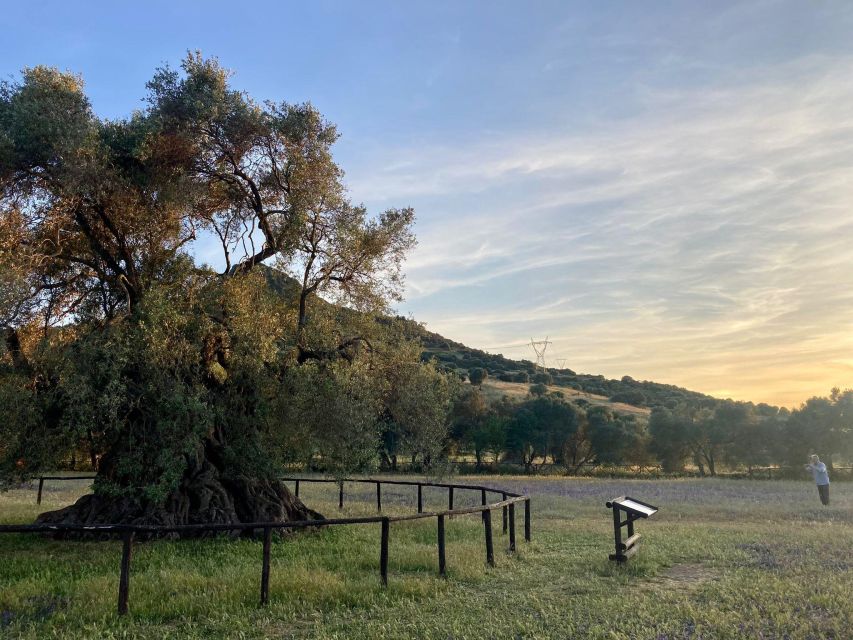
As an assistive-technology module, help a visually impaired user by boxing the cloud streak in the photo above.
[346,55,853,407]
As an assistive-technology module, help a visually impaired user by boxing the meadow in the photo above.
[1,475,850,639]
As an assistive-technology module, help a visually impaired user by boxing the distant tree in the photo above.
[726,409,777,475]
[382,359,455,470]
[532,372,553,385]
[648,407,690,472]
[529,382,548,397]
[450,387,490,468]
[469,413,508,466]
[506,407,541,470]
[513,371,530,383]
[780,388,853,468]
[587,406,644,465]
[468,367,488,387]
[505,395,583,472]
[609,390,647,406]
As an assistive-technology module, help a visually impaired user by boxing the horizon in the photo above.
[3,1,852,407]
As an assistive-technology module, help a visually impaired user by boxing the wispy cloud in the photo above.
[347,55,853,406]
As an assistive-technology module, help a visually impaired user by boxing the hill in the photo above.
[396,317,716,412]
[478,378,651,418]
[261,266,718,413]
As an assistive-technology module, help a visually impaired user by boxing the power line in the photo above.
[481,343,530,351]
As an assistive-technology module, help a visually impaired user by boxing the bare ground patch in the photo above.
[641,563,720,594]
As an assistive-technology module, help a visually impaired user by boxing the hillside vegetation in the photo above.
[400,319,715,412]
[479,379,651,419]
[263,265,708,416]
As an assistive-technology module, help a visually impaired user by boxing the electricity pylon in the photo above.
[529,337,552,371]
[555,358,567,370]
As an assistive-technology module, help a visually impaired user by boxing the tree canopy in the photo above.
[0,54,430,531]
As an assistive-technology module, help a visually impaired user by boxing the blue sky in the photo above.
[4,1,853,406]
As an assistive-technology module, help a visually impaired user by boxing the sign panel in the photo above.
[619,498,657,517]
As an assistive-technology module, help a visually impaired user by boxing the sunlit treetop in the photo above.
[0,52,414,332]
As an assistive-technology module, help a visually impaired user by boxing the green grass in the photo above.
[1,476,851,639]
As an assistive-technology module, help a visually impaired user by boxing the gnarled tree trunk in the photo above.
[35,443,322,538]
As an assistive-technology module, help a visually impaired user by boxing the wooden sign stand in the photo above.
[605,496,659,562]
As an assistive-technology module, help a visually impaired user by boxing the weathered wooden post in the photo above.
[295,479,300,498]
[117,530,134,615]
[508,503,516,552]
[480,488,487,506]
[338,482,344,510]
[376,481,382,512]
[417,484,423,513]
[448,486,454,511]
[483,508,495,566]
[36,477,44,506]
[524,498,531,542]
[502,492,508,534]
[437,514,447,577]
[380,517,390,586]
[611,503,622,559]
[260,526,272,606]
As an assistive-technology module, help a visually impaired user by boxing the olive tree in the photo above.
[0,55,419,532]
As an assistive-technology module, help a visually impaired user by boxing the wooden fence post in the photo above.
[502,492,507,534]
[508,503,516,552]
[36,477,44,505]
[524,498,531,542]
[437,514,446,577]
[448,486,454,511]
[117,530,134,615]
[417,484,423,513]
[339,482,344,510]
[295,479,300,498]
[483,509,495,567]
[480,488,487,506]
[260,527,272,606]
[376,481,382,512]
[380,518,389,586]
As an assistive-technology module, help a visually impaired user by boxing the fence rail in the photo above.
[4,475,531,616]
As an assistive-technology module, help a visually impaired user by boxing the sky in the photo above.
[3,1,853,407]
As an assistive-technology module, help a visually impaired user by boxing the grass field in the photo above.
[1,475,850,639]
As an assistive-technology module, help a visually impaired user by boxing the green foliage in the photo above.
[529,382,548,397]
[383,359,456,468]
[587,406,643,465]
[276,361,385,477]
[531,372,552,385]
[468,367,487,386]
[609,390,647,406]
[779,388,853,466]
[0,56,443,510]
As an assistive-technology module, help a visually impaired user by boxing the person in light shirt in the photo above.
[804,454,830,506]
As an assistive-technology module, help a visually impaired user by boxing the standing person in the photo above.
[804,455,830,506]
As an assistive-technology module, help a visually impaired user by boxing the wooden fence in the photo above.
[2,476,531,616]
